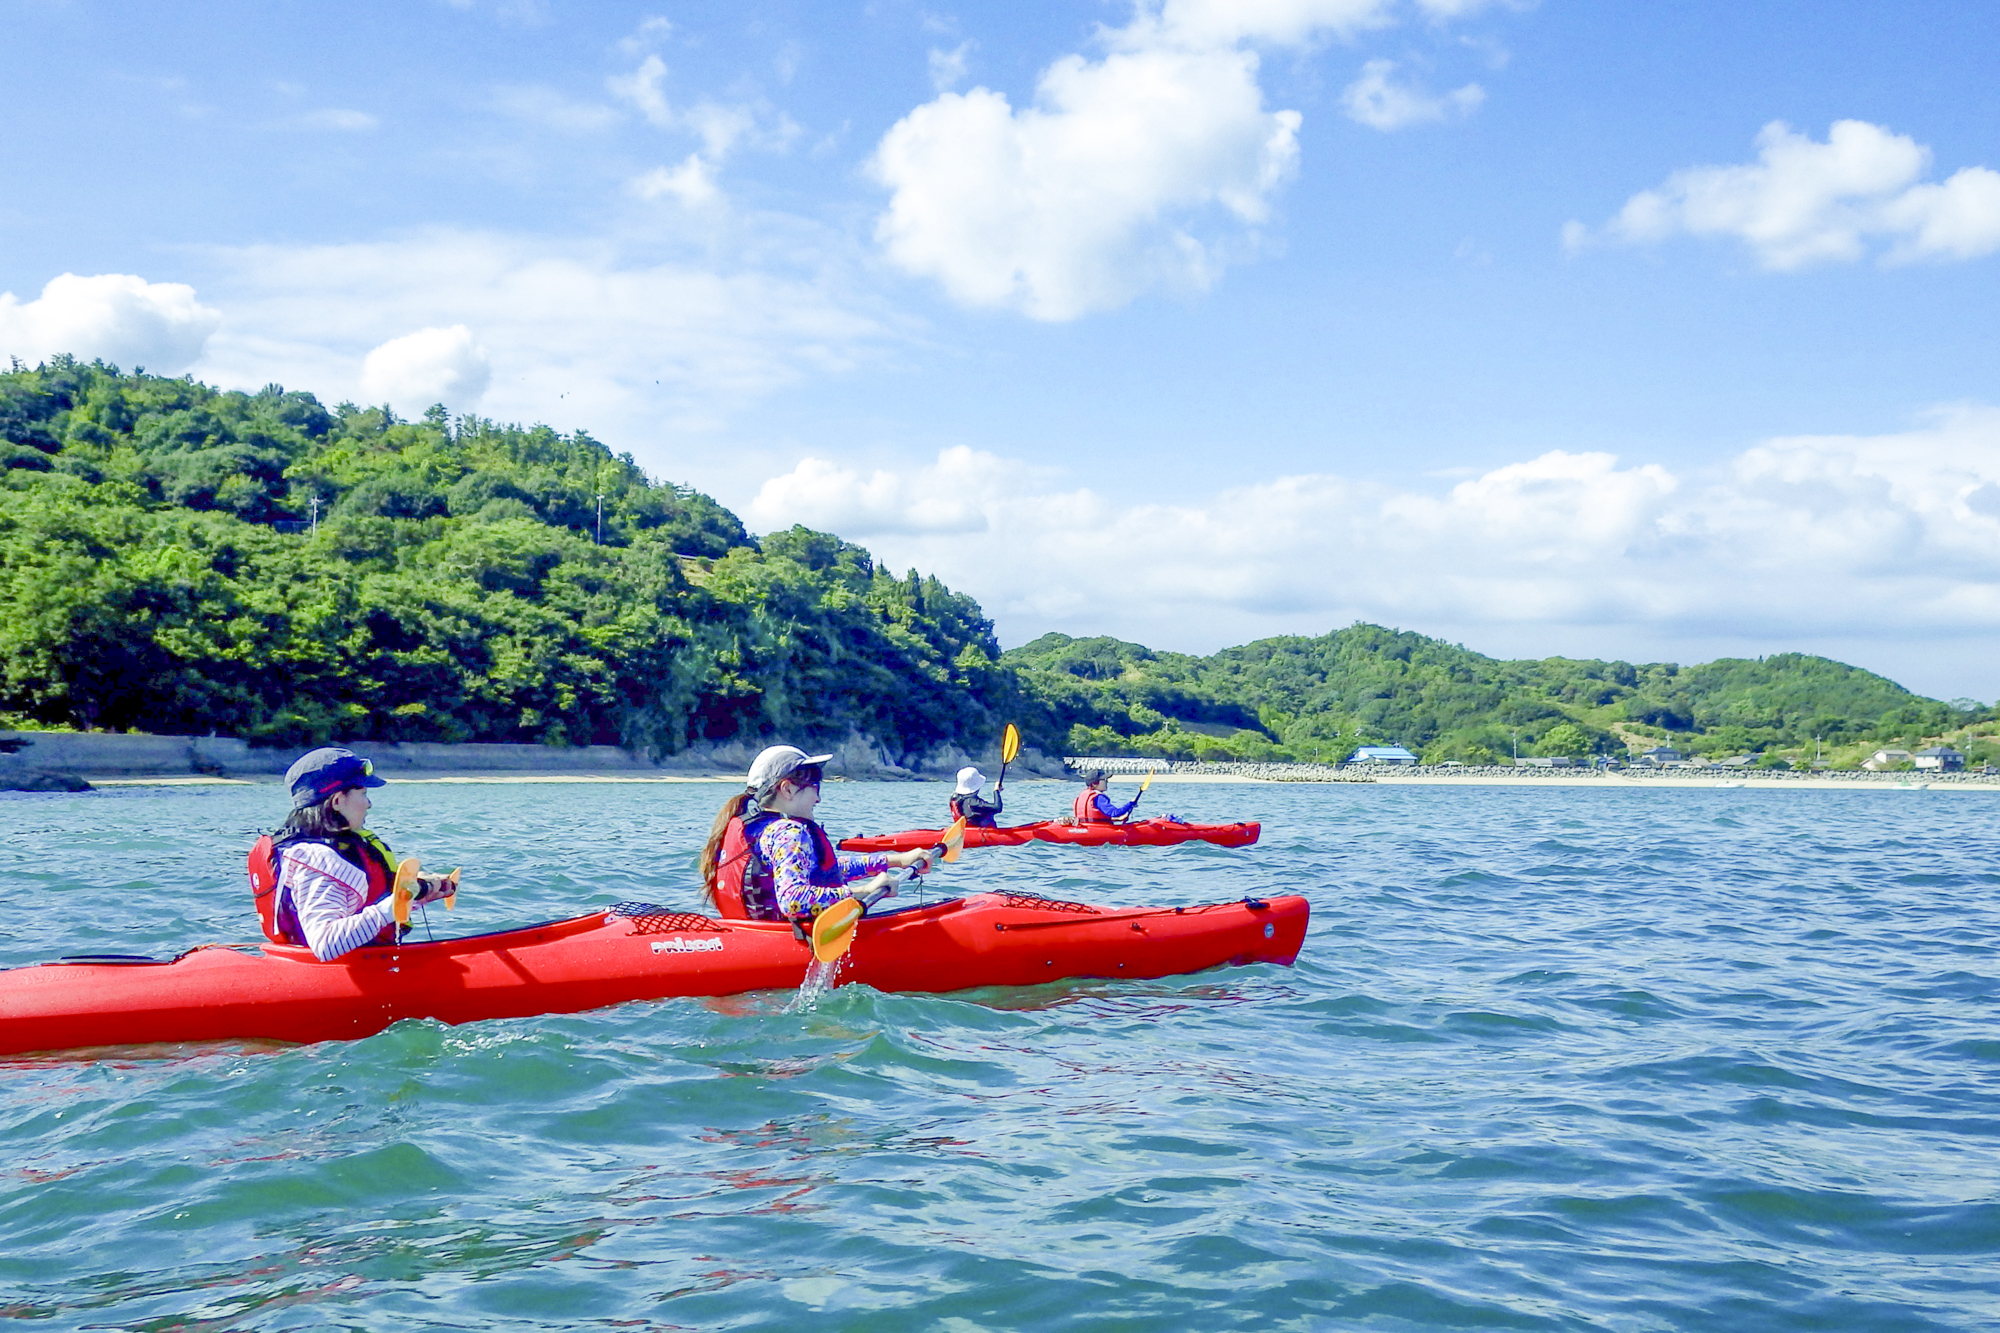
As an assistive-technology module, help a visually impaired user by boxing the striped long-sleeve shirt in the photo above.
[277,841,398,961]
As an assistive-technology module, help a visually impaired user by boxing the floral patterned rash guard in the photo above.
[755,819,891,917]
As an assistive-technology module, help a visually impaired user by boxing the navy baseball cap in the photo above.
[285,747,386,809]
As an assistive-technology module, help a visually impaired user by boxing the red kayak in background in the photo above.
[0,891,1307,1059]
[839,818,1261,853]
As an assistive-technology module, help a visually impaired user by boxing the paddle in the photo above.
[939,813,967,864]
[812,818,966,962]
[1123,769,1156,823]
[391,857,420,927]
[995,722,1021,794]
[392,859,464,925]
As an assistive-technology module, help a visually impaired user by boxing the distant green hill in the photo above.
[0,358,1017,758]
[1003,626,1983,765]
[3,357,1981,770]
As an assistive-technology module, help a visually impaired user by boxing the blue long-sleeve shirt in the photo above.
[1088,792,1138,821]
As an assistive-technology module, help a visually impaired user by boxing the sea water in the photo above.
[2,778,1997,1331]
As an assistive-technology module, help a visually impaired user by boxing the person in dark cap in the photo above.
[698,744,940,921]
[1070,769,1139,825]
[245,747,453,960]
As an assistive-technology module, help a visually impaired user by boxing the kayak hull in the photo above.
[840,818,1261,853]
[0,892,1308,1058]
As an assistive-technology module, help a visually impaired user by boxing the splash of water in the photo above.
[787,956,844,1012]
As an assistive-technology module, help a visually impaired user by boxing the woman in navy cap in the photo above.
[246,747,453,960]
[698,745,939,922]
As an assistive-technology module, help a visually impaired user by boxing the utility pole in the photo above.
[1512,731,1519,763]
[308,493,321,535]
[595,491,604,545]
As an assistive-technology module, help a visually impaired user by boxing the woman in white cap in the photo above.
[246,747,454,961]
[949,766,1003,828]
[699,745,939,922]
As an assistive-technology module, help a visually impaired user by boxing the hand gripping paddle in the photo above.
[811,817,966,963]
[391,857,420,927]
[392,859,465,926]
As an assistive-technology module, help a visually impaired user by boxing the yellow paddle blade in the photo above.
[392,857,420,927]
[811,897,865,963]
[1001,723,1021,765]
[941,815,967,863]
[1139,769,1156,795]
[444,866,461,911]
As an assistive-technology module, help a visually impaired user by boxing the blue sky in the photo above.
[4,1,1999,699]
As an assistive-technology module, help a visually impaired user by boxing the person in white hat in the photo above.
[949,766,1004,828]
[698,744,941,922]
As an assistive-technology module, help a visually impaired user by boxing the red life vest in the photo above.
[712,812,842,921]
[949,792,1001,828]
[250,832,397,948]
[1073,787,1110,824]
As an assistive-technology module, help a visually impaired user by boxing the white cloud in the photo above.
[1340,58,1483,130]
[870,46,1301,320]
[607,54,796,210]
[928,41,973,93]
[749,448,1001,535]
[746,406,2000,665]
[0,272,220,373]
[608,54,675,129]
[1573,119,2000,269]
[617,15,674,56]
[870,0,1501,319]
[187,229,891,470]
[630,155,720,208]
[358,324,492,414]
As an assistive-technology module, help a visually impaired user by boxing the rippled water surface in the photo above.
[4,778,1998,1330]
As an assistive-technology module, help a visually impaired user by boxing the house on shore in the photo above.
[1914,746,1965,772]
[1514,756,1574,768]
[1633,746,1683,767]
[1862,748,1914,771]
[1348,746,1418,765]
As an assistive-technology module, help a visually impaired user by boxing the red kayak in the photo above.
[0,891,1308,1058]
[840,818,1261,853]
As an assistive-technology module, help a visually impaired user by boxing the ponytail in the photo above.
[698,790,756,907]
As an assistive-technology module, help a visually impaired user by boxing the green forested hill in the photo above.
[1003,627,1985,765]
[1,358,1980,768]
[0,358,1015,757]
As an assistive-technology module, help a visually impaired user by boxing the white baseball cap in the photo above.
[747,744,834,795]
[955,766,985,794]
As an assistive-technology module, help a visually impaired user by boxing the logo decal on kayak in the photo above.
[651,937,723,954]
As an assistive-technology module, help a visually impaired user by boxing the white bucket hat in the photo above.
[747,745,834,798]
[955,766,985,794]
